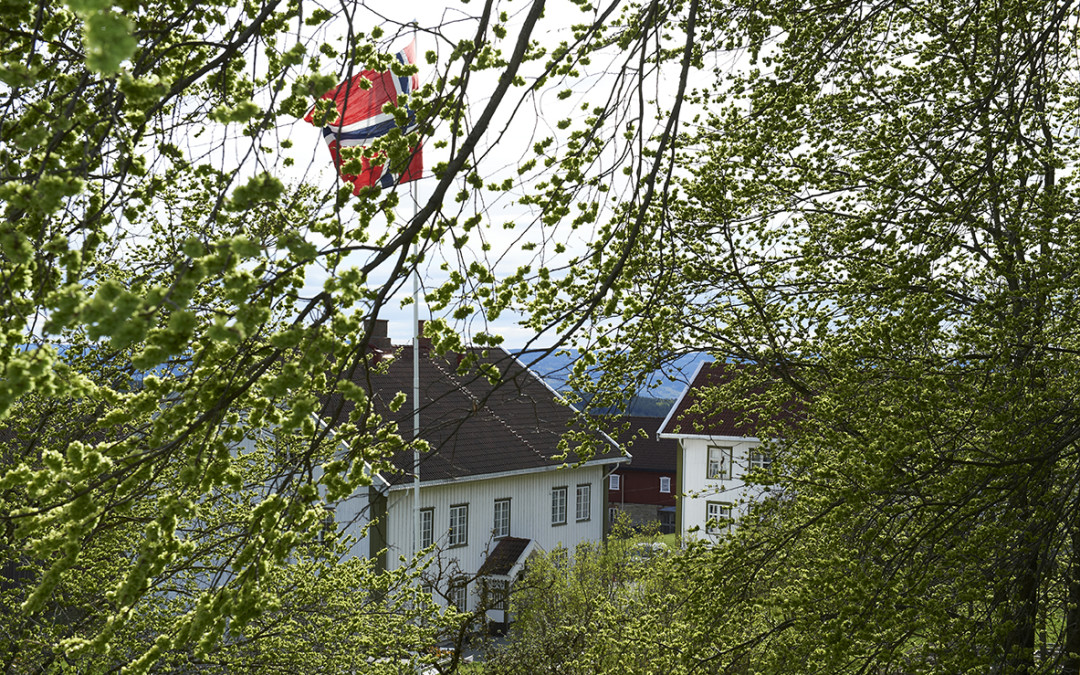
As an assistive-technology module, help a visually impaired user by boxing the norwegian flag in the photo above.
[305,42,422,192]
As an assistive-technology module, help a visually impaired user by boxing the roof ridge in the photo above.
[429,356,549,463]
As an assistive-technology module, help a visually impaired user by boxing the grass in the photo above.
[655,532,680,548]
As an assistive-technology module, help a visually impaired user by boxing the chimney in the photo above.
[368,318,392,351]
[416,320,432,353]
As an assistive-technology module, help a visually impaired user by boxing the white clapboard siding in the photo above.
[679,436,764,542]
[333,488,373,560]
[381,464,607,610]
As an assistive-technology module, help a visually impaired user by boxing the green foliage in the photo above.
[483,524,691,674]
[83,11,136,74]
[0,0,697,669]
[541,0,1080,672]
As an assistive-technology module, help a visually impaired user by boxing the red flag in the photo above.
[306,42,422,192]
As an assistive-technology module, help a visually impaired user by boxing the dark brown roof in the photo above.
[658,362,760,438]
[477,536,532,576]
[323,346,622,485]
[614,416,676,472]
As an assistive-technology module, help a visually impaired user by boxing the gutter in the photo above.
[384,454,628,491]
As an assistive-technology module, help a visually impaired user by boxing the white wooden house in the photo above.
[657,361,773,543]
[322,321,626,621]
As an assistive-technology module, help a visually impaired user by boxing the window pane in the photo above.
[492,580,507,610]
[659,476,671,493]
[706,502,733,534]
[451,581,468,611]
[482,579,508,611]
[493,499,510,538]
[320,507,336,547]
[421,508,434,548]
[575,484,591,521]
[552,487,567,525]
[449,504,468,546]
[707,446,731,480]
[609,473,620,490]
[749,449,772,471]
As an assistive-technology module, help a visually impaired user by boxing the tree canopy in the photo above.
[0,0,696,670]
[555,0,1080,672]
[7,0,1080,671]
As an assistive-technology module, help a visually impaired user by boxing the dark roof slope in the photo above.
[614,416,675,472]
[658,362,759,438]
[477,536,532,576]
[324,345,622,485]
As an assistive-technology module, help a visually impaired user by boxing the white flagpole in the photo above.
[410,29,422,562]
[412,207,420,560]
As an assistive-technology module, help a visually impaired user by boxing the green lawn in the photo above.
[655,532,680,548]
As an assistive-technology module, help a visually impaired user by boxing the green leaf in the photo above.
[83,11,136,74]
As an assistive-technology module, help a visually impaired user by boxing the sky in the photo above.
[204,0,693,349]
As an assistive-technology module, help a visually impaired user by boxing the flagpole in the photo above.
[410,26,422,563]
[412,196,420,561]
[310,27,425,565]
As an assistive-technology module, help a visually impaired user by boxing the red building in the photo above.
[607,416,678,533]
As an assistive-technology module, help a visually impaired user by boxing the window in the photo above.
[609,506,618,523]
[706,501,733,535]
[493,498,511,538]
[420,508,434,548]
[450,580,468,612]
[707,445,732,480]
[659,508,676,534]
[319,507,336,546]
[481,579,508,611]
[552,486,567,525]
[659,476,671,493]
[609,473,621,490]
[575,484,591,521]
[449,504,468,547]
[749,449,772,472]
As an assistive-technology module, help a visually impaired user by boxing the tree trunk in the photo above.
[1064,519,1080,674]
[1002,491,1041,675]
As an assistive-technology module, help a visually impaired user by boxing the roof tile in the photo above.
[323,346,621,485]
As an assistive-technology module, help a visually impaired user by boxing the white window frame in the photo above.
[449,504,468,547]
[482,579,508,611]
[706,501,733,535]
[707,445,732,480]
[552,486,568,525]
[659,476,671,494]
[575,484,591,522]
[749,448,772,472]
[493,498,511,538]
[450,580,468,612]
[319,506,336,547]
[420,507,434,548]
[609,473,620,490]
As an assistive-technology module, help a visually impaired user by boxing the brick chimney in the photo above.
[416,320,432,353]
[368,318,392,350]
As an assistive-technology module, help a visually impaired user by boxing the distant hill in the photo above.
[514,349,712,416]
[592,395,677,418]
[625,396,677,417]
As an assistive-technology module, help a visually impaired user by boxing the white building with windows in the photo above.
[322,321,626,622]
[657,361,774,543]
